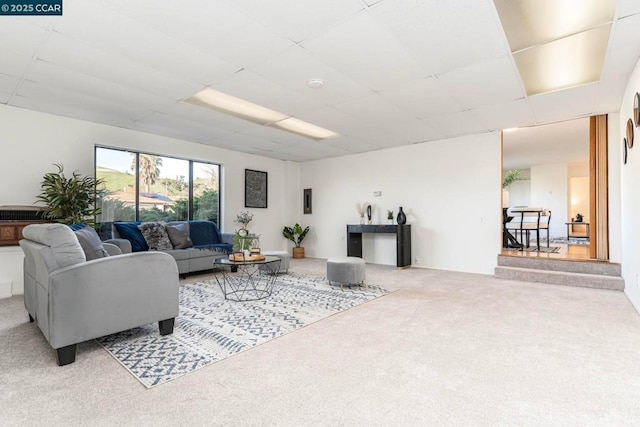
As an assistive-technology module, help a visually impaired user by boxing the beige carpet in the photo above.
[2,258,640,426]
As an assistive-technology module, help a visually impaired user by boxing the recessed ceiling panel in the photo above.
[514,25,611,96]
[494,0,616,52]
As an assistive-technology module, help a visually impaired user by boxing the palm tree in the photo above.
[131,154,162,193]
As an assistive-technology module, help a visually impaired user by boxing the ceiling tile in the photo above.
[437,56,524,109]
[249,46,373,106]
[473,99,535,130]
[37,33,203,100]
[25,59,179,112]
[301,11,425,92]
[0,20,47,57]
[332,93,407,124]
[11,84,149,127]
[131,112,234,143]
[51,2,238,86]
[213,69,324,117]
[0,74,21,95]
[368,0,509,75]
[102,0,294,69]
[377,76,465,118]
[421,110,490,138]
[529,83,599,123]
[616,0,640,18]
[232,0,364,43]
[163,103,256,134]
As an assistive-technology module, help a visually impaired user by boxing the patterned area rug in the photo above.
[97,273,390,388]
[504,246,561,253]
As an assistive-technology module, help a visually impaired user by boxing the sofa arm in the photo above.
[221,233,234,245]
[47,251,179,348]
[103,238,132,254]
[102,242,123,256]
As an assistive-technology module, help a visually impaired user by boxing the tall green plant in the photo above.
[502,169,524,188]
[37,163,104,225]
[282,223,310,248]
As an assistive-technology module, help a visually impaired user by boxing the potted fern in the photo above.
[36,163,104,225]
[282,223,310,259]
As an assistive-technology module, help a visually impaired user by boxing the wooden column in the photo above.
[589,115,609,260]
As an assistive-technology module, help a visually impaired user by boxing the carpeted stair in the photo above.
[495,255,624,291]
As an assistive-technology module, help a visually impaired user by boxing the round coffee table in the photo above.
[213,255,281,302]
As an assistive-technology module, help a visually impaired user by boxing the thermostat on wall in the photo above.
[373,191,382,197]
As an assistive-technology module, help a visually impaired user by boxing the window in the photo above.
[95,147,221,227]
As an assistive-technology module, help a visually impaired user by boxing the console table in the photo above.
[346,224,411,268]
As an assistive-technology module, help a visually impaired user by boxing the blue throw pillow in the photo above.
[114,222,149,252]
[188,221,222,246]
[67,223,86,232]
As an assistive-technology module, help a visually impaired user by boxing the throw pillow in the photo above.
[165,223,194,249]
[114,222,149,252]
[73,225,109,260]
[138,222,173,251]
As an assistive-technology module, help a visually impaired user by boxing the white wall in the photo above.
[608,112,622,263]
[0,104,295,295]
[530,163,567,238]
[620,58,640,312]
[299,132,502,275]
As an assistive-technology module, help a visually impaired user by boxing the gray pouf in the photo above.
[327,257,366,288]
[262,250,290,273]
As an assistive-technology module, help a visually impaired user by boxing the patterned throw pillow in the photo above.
[137,222,172,251]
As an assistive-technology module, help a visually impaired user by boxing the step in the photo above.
[494,266,625,291]
[497,255,621,277]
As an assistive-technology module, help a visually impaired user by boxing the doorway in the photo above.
[501,118,600,261]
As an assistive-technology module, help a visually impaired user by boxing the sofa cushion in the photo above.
[188,220,222,246]
[165,223,194,249]
[22,223,86,268]
[72,225,109,260]
[113,222,148,252]
[138,222,173,251]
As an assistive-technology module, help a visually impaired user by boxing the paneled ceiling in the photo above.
[1,0,639,161]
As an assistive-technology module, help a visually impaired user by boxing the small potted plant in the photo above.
[387,210,394,224]
[282,223,310,259]
[234,210,254,233]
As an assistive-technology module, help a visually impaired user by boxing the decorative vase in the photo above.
[397,207,406,225]
[366,205,372,224]
[388,218,393,224]
[292,247,305,259]
[360,215,365,225]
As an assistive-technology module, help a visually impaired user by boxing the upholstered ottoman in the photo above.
[262,250,290,273]
[327,257,366,289]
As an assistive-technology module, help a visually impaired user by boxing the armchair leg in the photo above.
[28,314,34,323]
[159,318,175,336]
[56,344,77,366]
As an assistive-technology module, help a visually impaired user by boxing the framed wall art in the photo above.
[245,169,268,208]
[303,188,312,214]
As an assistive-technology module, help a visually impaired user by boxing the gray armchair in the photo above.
[20,223,180,366]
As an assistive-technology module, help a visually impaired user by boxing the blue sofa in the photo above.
[106,220,233,276]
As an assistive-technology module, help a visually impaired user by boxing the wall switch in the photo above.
[373,191,382,197]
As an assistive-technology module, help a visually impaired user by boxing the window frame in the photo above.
[94,145,222,227]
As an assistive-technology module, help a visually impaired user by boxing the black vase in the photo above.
[397,207,406,225]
